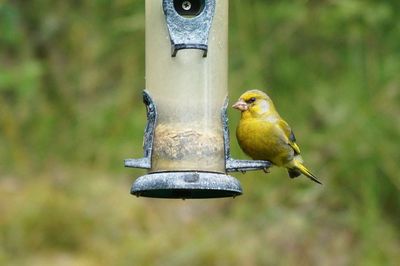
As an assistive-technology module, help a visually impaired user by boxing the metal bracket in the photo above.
[163,0,215,57]
[124,90,157,169]
[221,98,272,172]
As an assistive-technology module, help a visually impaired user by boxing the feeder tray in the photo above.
[131,172,242,199]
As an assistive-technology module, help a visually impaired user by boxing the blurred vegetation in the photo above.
[1,0,399,265]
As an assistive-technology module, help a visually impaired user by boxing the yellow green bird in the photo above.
[232,89,321,184]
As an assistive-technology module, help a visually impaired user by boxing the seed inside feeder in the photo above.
[151,123,225,172]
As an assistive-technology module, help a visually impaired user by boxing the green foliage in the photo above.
[1,0,399,265]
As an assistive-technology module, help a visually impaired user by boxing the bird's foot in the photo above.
[263,168,270,173]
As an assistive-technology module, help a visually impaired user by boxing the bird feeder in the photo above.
[125,0,270,199]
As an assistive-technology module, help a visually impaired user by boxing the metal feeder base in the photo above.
[131,172,242,199]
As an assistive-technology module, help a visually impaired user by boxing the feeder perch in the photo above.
[125,0,271,199]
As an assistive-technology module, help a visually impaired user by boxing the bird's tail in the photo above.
[291,159,322,185]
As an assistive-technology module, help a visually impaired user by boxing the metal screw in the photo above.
[182,1,192,11]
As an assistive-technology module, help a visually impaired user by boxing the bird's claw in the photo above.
[263,168,270,173]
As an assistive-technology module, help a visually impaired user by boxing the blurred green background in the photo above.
[1,0,400,265]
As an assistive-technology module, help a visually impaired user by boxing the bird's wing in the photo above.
[278,119,301,155]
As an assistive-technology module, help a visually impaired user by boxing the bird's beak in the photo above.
[232,99,248,111]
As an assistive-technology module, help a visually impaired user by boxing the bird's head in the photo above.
[232,90,276,117]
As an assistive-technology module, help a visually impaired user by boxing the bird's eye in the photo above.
[247,97,256,104]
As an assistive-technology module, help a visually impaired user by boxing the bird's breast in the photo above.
[236,118,293,166]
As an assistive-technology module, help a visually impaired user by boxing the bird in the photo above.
[232,89,321,184]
